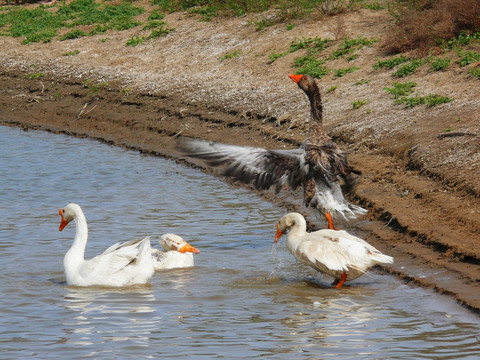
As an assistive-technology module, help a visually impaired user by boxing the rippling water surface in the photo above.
[1,126,479,359]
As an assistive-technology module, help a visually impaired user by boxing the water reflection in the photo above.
[62,286,158,347]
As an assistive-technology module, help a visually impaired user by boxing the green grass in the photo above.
[352,100,368,109]
[429,57,450,71]
[395,94,453,108]
[29,72,45,79]
[60,29,87,40]
[334,66,359,78]
[329,36,378,60]
[469,67,480,79]
[354,79,370,85]
[392,59,425,77]
[373,55,410,70]
[220,50,241,61]
[126,36,144,47]
[293,56,329,78]
[384,82,417,98]
[457,50,480,67]
[63,50,80,56]
[83,79,109,96]
[0,0,146,44]
[327,85,337,92]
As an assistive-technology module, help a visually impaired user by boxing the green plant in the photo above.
[126,36,144,46]
[293,56,329,78]
[384,82,417,98]
[373,56,410,70]
[83,79,109,96]
[330,36,377,60]
[220,50,241,61]
[189,5,218,22]
[327,85,337,92]
[352,100,368,109]
[363,1,384,10]
[0,0,145,44]
[286,23,295,31]
[60,29,87,40]
[469,67,480,79]
[392,59,425,77]
[334,66,359,78]
[63,50,80,56]
[395,94,453,108]
[457,50,480,66]
[430,58,450,71]
[29,72,45,79]
[354,79,370,85]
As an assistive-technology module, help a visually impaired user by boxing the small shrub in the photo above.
[60,29,86,40]
[63,50,80,56]
[457,49,480,66]
[293,56,329,78]
[29,72,45,79]
[126,36,144,46]
[384,82,417,98]
[392,59,425,77]
[373,56,410,70]
[468,67,480,79]
[384,0,480,53]
[395,94,453,108]
[352,100,368,109]
[252,17,275,31]
[430,58,451,71]
[334,66,359,78]
[220,50,241,61]
[354,79,370,85]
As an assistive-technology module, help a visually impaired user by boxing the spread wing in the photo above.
[177,138,309,192]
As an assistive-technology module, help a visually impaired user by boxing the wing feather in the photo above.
[177,138,308,192]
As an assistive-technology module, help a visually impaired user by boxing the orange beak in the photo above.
[274,224,284,243]
[289,74,303,83]
[179,243,200,254]
[58,209,68,231]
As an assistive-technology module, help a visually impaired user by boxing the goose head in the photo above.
[59,203,81,231]
[159,234,200,254]
[289,74,319,95]
[274,212,306,242]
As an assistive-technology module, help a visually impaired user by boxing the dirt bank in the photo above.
[1,2,479,313]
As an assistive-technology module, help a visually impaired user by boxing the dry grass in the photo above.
[384,0,480,54]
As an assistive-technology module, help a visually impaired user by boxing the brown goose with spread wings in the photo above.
[177,74,366,230]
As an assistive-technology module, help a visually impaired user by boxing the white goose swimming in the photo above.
[151,233,200,270]
[274,212,393,288]
[58,203,155,287]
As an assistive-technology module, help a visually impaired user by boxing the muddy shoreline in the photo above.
[1,67,479,314]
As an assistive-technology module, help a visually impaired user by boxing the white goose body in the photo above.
[59,203,154,287]
[151,234,200,271]
[275,212,393,287]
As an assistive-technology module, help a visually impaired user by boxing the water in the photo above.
[0,125,479,359]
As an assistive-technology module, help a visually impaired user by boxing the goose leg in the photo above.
[325,212,339,231]
[332,273,347,288]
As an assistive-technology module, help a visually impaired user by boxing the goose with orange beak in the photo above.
[151,234,200,270]
[274,212,393,288]
[177,74,366,231]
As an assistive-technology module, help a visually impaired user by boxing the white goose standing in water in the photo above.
[274,212,393,288]
[58,203,155,287]
[151,233,200,270]
[177,74,366,230]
